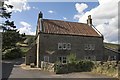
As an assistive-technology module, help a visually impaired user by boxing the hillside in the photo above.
[17,35,36,56]
[104,42,119,51]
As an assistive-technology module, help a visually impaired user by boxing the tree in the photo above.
[2,30,23,51]
[1,2,25,59]
[0,1,15,31]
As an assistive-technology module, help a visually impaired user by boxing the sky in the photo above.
[3,0,119,44]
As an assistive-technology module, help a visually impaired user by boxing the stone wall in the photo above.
[103,47,119,61]
[92,61,119,78]
[25,44,37,65]
[39,33,104,64]
[41,61,55,72]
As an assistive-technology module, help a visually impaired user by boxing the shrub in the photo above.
[68,62,77,72]
[2,48,22,60]
[54,60,94,74]
[92,61,118,78]
[82,60,94,71]
[54,53,94,74]
[55,63,69,74]
[67,53,77,63]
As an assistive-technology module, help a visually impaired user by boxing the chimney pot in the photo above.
[39,11,43,19]
[87,15,92,26]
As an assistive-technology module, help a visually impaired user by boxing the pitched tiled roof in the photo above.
[38,19,101,37]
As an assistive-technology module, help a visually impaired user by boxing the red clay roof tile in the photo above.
[39,19,101,37]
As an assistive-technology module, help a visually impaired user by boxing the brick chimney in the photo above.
[39,11,43,19]
[87,15,92,26]
[36,11,43,68]
[38,11,44,32]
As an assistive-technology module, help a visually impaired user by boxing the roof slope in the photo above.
[38,19,101,37]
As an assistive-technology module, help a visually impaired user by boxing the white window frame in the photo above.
[58,43,72,50]
[91,44,95,50]
[44,56,49,62]
[88,44,91,50]
[57,56,62,63]
[109,56,116,61]
[84,44,88,50]
[57,56,67,64]
[58,43,63,50]
[67,43,71,50]
[84,44,95,50]
[62,56,67,63]
[84,56,90,60]
[84,56,96,61]
[113,56,116,60]
[63,43,67,50]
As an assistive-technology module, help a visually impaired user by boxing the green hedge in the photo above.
[55,60,94,74]
[55,63,69,74]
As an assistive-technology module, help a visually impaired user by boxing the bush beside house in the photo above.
[54,53,94,74]
[54,53,119,79]
[54,60,94,74]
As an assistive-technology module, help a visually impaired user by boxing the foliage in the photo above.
[55,53,94,74]
[54,61,69,74]
[24,37,35,46]
[2,29,26,59]
[0,2,15,30]
[2,29,24,51]
[92,61,118,78]
[54,60,94,74]
[2,48,22,60]
[1,2,27,60]
[20,47,29,56]
[104,43,120,51]
[67,53,77,63]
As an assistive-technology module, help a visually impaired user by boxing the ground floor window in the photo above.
[108,56,116,61]
[57,56,67,63]
[84,56,96,61]
[63,57,67,63]
[44,56,49,62]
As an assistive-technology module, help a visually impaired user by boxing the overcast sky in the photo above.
[4,0,119,44]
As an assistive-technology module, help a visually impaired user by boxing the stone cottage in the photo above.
[25,12,119,68]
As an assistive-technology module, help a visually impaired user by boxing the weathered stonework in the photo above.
[25,44,36,65]
[41,61,55,72]
[39,33,104,64]
[103,47,119,61]
[25,13,119,69]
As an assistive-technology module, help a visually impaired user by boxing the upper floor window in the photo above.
[84,44,95,50]
[67,43,71,50]
[63,43,67,50]
[58,43,71,50]
[58,43,63,50]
